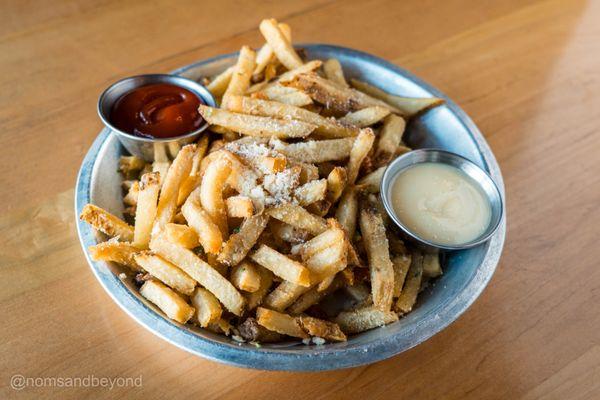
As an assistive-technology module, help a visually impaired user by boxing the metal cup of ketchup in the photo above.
[98,74,215,161]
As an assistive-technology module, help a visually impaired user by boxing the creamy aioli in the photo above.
[391,163,491,245]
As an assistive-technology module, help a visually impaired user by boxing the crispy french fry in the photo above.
[346,128,375,185]
[360,208,394,311]
[326,166,347,204]
[339,106,390,127]
[134,252,196,295]
[164,223,199,249]
[269,219,310,244]
[140,279,195,324]
[294,179,327,206]
[123,181,139,206]
[207,66,234,98]
[350,78,445,117]
[253,22,292,80]
[259,19,303,70]
[181,193,223,255]
[304,240,347,281]
[422,252,442,278]
[266,204,327,235]
[288,159,319,183]
[152,161,170,188]
[316,273,336,292]
[225,195,254,218]
[88,239,141,271]
[357,166,386,193]
[275,60,323,84]
[80,204,134,242]
[191,287,222,327]
[245,265,274,311]
[231,260,261,292]
[154,144,196,229]
[150,234,245,316]
[392,253,412,297]
[335,305,398,334]
[223,46,256,101]
[297,315,346,341]
[177,135,210,206]
[395,251,424,314]
[199,105,316,139]
[375,114,406,161]
[133,172,160,248]
[218,214,268,266]
[264,281,310,311]
[119,156,145,175]
[288,273,345,314]
[297,223,345,260]
[200,156,231,238]
[250,245,311,287]
[270,137,355,163]
[253,84,313,107]
[323,58,348,88]
[335,187,358,238]
[256,307,308,339]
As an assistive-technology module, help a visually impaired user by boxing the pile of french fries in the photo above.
[80,18,444,344]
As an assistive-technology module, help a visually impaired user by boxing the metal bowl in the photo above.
[380,149,504,251]
[97,74,216,161]
[76,44,506,371]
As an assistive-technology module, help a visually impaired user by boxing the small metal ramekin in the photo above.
[380,149,504,251]
[97,74,215,161]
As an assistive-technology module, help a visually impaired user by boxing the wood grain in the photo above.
[1,0,599,398]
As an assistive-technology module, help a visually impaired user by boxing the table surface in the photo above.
[1,0,599,398]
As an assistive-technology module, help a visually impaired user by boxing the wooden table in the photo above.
[1,0,599,398]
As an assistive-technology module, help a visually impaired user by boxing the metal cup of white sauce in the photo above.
[380,149,504,251]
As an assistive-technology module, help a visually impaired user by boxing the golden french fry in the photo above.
[88,239,141,271]
[297,315,346,341]
[392,253,412,297]
[356,166,386,193]
[270,137,355,163]
[80,204,134,242]
[119,155,145,175]
[253,84,313,107]
[294,179,327,206]
[422,252,442,278]
[250,245,311,287]
[339,106,390,127]
[231,260,261,292]
[245,265,274,311]
[350,78,445,117]
[335,187,358,238]
[200,156,231,238]
[359,208,394,311]
[253,22,292,80]
[395,251,424,314]
[259,19,303,70]
[225,195,254,218]
[134,252,196,295]
[297,222,345,260]
[218,214,268,266]
[132,172,161,248]
[123,181,139,206]
[335,305,398,334]
[199,105,316,139]
[140,279,195,324]
[268,219,310,245]
[264,281,310,311]
[266,204,328,235]
[375,114,406,161]
[150,233,245,316]
[164,223,199,249]
[288,159,319,183]
[322,58,348,88]
[346,128,375,185]
[326,166,347,204]
[223,46,256,101]
[177,135,210,206]
[181,193,223,255]
[256,307,308,339]
[288,274,345,314]
[191,287,222,327]
[304,239,347,281]
[207,66,234,98]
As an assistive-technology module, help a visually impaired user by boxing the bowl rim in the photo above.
[75,44,506,371]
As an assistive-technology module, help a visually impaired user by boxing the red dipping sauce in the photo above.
[110,83,204,139]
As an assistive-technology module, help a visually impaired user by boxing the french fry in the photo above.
[134,252,196,295]
[256,307,308,339]
[282,73,397,114]
[335,305,398,334]
[275,60,324,84]
[350,78,445,117]
[359,208,394,311]
[375,114,406,161]
[207,66,234,98]
[133,172,160,248]
[323,58,348,88]
[339,106,390,127]
[223,46,256,101]
[119,155,145,176]
[392,253,412,297]
[316,273,337,292]
[140,279,195,324]
[154,144,196,229]
[264,281,310,311]
[225,195,254,218]
[191,287,222,327]
[200,156,231,238]
[326,167,347,204]
[150,233,245,316]
[270,137,355,163]
[422,252,442,278]
[80,204,134,242]
[288,273,345,314]
[357,166,386,193]
[231,260,261,292]
[218,214,268,266]
[181,193,223,255]
[245,265,274,311]
[253,22,292,80]
[297,222,345,260]
[346,128,375,185]
[223,95,358,138]
[294,179,327,206]
[288,159,319,183]
[177,134,210,206]
[259,19,303,70]
[253,84,313,107]
[164,223,199,249]
[266,204,327,235]
[304,240,347,281]
[297,315,346,341]
[152,161,171,188]
[88,239,141,271]
[395,251,424,314]
[199,105,316,139]
[250,245,311,287]
[335,187,358,238]
[123,181,139,206]
[268,219,310,244]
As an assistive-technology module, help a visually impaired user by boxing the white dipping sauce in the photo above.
[391,162,491,246]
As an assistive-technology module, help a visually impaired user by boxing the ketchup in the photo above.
[110,83,204,139]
